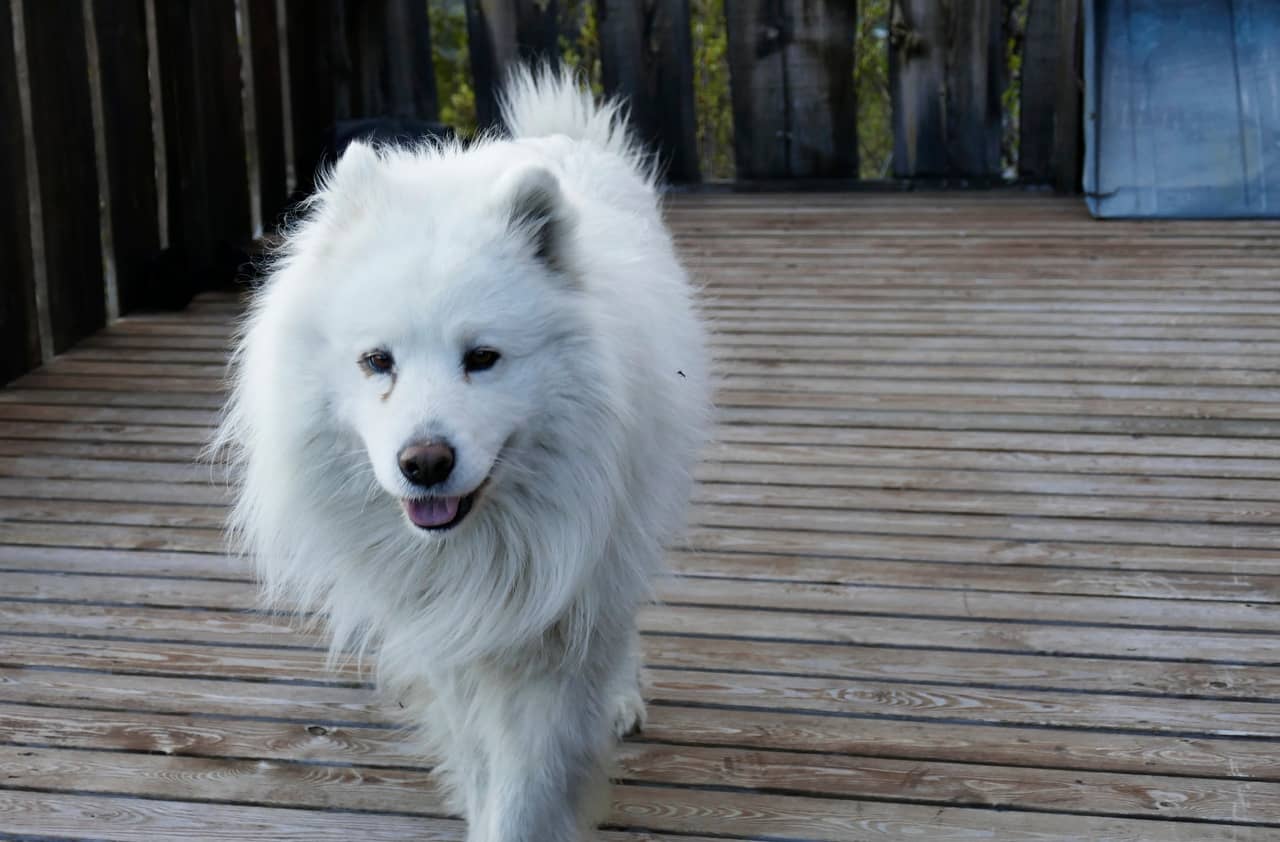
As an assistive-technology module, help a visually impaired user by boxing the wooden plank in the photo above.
[153,0,252,300]
[9,463,1280,523]
[648,668,1280,738]
[596,0,700,182]
[91,0,162,314]
[6,489,1280,555]
[1020,0,1061,182]
[1051,0,1083,192]
[2,530,1273,608]
[8,466,1280,531]
[464,0,560,130]
[0,0,39,382]
[0,662,383,723]
[20,0,106,351]
[1,738,1278,829]
[7,699,1279,784]
[359,0,438,119]
[3,535,1271,606]
[699,468,1280,509]
[669,551,1280,604]
[889,0,1004,178]
[3,593,1277,668]
[5,603,1279,707]
[723,0,857,178]
[246,0,290,227]
[682,527,1280,576]
[0,786,1264,842]
[0,545,243,579]
[1,563,1274,637]
[283,0,337,193]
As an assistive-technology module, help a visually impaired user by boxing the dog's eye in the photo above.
[463,347,501,373]
[361,350,394,375]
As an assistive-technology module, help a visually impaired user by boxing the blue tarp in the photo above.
[1084,0,1280,218]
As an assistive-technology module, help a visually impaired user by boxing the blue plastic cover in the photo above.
[1084,0,1280,218]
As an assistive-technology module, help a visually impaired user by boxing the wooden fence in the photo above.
[0,0,1083,384]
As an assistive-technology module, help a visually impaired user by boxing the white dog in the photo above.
[214,69,710,840]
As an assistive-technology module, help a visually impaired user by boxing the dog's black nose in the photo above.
[398,441,455,487]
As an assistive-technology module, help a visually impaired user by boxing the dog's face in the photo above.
[300,144,582,537]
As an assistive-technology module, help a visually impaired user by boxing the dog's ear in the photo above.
[322,141,382,216]
[499,166,575,274]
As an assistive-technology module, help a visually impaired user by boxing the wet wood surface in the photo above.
[1,193,1278,838]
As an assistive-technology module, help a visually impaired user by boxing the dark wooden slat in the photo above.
[890,0,1004,178]
[596,0,700,182]
[3,785,1257,842]
[153,0,252,300]
[20,0,105,351]
[724,0,857,178]
[1051,0,1084,193]
[364,0,438,119]
[0,1,39,382]
[92,0,162,315]
[1020,0,1084,190]
[7,698,1280,784]
[464,0,561,129]
[283,0,337,194]
[1019,0,1059,183]
[247,0,289,227]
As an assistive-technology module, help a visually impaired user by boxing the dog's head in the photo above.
[255,141,599,539]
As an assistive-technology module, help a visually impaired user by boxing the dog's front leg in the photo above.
[465,669,613,842]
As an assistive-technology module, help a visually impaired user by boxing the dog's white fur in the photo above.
[213,69,710,840]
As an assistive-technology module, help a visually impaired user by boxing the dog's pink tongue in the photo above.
[404,497,460,528]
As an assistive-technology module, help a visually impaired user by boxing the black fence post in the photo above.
[724,0,857,179]
[0,1,40,381]
[21,0,105,351]
[465,0,561,130]
[154,0,252,303]
[597,0,701,183]
[92,0,162,314]
[247,0,290,227]
[890,0,1004,179]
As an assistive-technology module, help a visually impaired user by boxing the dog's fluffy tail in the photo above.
[500,66,654,182]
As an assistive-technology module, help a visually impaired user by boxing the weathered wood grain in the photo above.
[724,0,857,178]
[90,0,162,314]
[464,0,560,129]
[283,0,337,193]
[20,0,105,350]
[246,0,289,226]
[153,0,251,301]
[0,0,39,382]
[1020,2,1055,179]
[7,699,1279,783]
[3,194,1280,837]
[596,0,700,182]
[5,787,1269,842]
[335,0,438,121]
[889,0,1004,178]
[1050,0,1084,193]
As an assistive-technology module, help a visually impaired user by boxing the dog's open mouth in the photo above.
[402,483,485,532]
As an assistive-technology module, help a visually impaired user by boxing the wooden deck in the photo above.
[1,193,1279,840]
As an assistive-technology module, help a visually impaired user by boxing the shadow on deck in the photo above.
[0,193,1278,839]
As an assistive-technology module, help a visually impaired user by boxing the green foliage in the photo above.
[1002,0,1028,177]
[855,0,893,178]
[428,0,476,136]
[558,0,603,96]
[690,0,734,180]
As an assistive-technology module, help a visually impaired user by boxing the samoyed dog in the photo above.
[214,69,710,839]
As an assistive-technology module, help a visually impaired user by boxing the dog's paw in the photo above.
[610,686,646,739]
